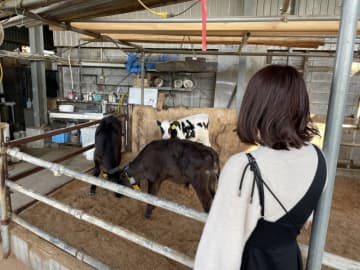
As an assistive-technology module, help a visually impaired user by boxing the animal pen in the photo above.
[0,0,359,269]
[0,118,359,270]
[0,115,359,270]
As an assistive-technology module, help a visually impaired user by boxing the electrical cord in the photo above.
[171,0,200,18]
[0,63,3,82]
[137,0,200,18]
[137,0,169,18]
[68,52,74,91]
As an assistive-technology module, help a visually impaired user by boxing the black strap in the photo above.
[239,154,265,217]
[239,153,294,224]
[239,145,325,230]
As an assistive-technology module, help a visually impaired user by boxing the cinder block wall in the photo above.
[57,45,217,108]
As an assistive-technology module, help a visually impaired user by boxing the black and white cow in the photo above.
[156,113,211,147]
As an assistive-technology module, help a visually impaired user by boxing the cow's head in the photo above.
[157,120,171,139]
[108,165,141,191]
[157,120,182,139]
[169,121,181,138]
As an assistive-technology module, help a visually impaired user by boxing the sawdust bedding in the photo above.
[19,166,360,269]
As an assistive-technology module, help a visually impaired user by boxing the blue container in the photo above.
[51,133,70,143]
[126,53,177,73]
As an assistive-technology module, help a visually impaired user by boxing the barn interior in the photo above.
[0,0,359,269]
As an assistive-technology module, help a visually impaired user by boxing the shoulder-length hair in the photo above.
[237,64,319,150]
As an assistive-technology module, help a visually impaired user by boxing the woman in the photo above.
[194,65,327,270]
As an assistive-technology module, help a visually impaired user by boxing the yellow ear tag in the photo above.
[133,185,141,191]
[171,124,177,130]
[103,172,108,179]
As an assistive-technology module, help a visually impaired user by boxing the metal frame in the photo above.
[0,123,10,258]
[6,148,207,223]
[0,119,358,269]
[6,180,195,268]
[0,0,359,268]
[307,1,360,269]
[75,15,343,23]
[20,10,142,50]
[0,0,62,10]
[29,25,47,127]
[12,214,111,270]
[1,0,72,29]
[122,48,337,57]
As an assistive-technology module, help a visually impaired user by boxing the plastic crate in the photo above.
[51,132,70,143]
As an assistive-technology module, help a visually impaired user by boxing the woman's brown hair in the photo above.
[237,64,319,150]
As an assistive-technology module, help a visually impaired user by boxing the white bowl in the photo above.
[59,104,75,112]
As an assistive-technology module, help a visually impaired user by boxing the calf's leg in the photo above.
[144,180,162,219]
[191,174,213,212]
[208,172,218,198]
[90,160,100,196]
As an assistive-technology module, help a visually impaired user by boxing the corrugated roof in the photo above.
[0,0,193,21]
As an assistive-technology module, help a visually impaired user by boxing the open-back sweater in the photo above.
[194,144,326,270]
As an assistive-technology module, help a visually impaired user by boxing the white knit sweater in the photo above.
[194,144,320,270]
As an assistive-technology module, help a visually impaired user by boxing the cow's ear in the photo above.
[156,120,162,127]
[186,119,195,128]
[171,121,180,130]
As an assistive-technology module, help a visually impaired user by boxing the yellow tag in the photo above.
[171,124,177,130]
[133,185,141,191]
[103,173,108,178]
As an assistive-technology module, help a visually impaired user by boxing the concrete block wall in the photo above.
[340,115,360,161]
[306,57,360,116]
[152,72,216,108]
[57,44,217,108]
[268,54,360,117]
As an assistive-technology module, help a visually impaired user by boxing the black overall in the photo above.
[240,145,327,270]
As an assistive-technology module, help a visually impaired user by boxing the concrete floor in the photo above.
[8,144,93,211]
[0,144,94,270]
[0,247,30,270]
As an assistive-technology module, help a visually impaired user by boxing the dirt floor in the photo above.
[18,153,360,270]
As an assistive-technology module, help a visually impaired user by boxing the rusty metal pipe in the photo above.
[21,10,142,50]
[5,119,100,148]
[9,144,95,181]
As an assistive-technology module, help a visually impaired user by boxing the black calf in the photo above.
[90,115,122,196]
[117,139,219,218]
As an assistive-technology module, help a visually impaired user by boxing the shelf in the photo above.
[49,112,111,120]
[158,87,193,92]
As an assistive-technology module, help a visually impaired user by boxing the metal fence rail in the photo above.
[6,146,360,270]
[12,214,112,270]
[1,123,360,269]
[6,148,207,223]
[4,119,101,148]
[299,244,360,270]
[6,180,194,268]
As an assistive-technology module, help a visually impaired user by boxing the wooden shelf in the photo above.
[158,87,193,92]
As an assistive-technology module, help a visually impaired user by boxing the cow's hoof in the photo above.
[114,192,122,198]
[144,213,152,219]
[89,190,96,196]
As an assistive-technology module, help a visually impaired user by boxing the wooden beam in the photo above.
[72,21,360,35]
[80,34,324,48]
